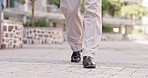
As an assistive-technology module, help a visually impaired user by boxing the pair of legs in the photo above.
[60,0,102,68]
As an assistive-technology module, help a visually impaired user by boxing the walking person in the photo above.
[60,0,102,68]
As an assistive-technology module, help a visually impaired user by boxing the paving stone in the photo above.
[0,41,148,78]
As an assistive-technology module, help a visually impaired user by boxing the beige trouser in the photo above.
[60,0,102,59]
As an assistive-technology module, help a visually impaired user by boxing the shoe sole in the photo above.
[84,65,96,68]
[71,60,81,63]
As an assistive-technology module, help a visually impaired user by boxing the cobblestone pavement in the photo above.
[0,41,148,78]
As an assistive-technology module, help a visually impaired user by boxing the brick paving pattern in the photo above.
[0,41,148,78]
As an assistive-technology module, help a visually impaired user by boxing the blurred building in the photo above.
[124,0,141,3]
[5,0,47,12]
[46,4,59,13]
[142,0,148,33]
[3,0,62,24]
[103,0,142,26]
[2,0,148,34]
[2,0,47,23]
[103,0,148,34]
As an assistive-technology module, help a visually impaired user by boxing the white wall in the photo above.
[142,0,148,33]
[24,0,29,12]
[42,0,47,12]
[142,0,148,25]
[14,1,24,10]
[34,0,47,12]
[142,0,148,8]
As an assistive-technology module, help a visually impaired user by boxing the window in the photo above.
[6,0,15,8]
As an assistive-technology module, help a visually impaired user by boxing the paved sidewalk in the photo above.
[0,41,148,78]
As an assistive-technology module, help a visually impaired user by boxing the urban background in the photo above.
[0,0,148,49]
[0,0,148,78]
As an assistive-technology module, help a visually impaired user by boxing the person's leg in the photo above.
[83,0,102,68]
[60,0,83,52]
[60,0,83,62]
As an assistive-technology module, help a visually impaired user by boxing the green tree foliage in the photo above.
[119,3,148,20]
[48,0,60,7]
[102,0,123,16]
[15,0,25,4]
[103,0,148,20]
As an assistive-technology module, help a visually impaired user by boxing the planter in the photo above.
[101,33,123,41]
[1,20,23,49]
[101,33,148,41]
[23,27,64,44]
[127,34,148,40]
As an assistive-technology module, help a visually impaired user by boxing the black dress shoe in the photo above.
[83,56,96,68]
[71,50,82,63]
